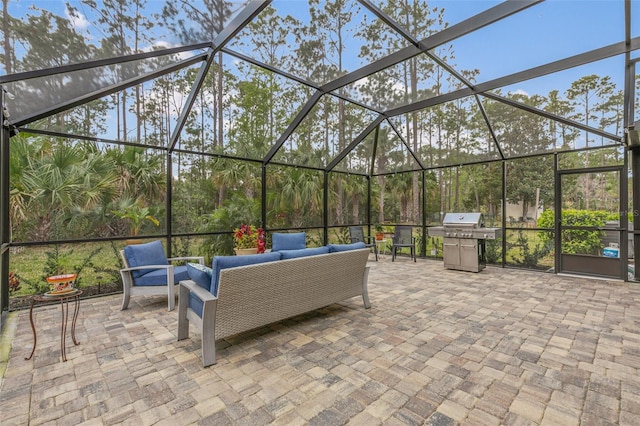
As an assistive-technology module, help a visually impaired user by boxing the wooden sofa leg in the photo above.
[201,298,217,367]
[167,269,176,311]
[167,286,175,311]
[202,333,217,367]
[362,267,371,309]
[177,284,190,340]
[121,273,131,310]
[121,293,130,310]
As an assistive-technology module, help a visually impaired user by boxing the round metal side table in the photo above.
[25,289,83,362]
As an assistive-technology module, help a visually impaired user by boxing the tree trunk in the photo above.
[134,1,141,143]
[352,193,359,223]
[454,168,459,211]
[410,61,419,223]
[2,0,12,74]
[217,52,224,148]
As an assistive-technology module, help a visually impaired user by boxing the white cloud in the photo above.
[512,89,530,97]
[65,6,89,30]
[152,41,174,50]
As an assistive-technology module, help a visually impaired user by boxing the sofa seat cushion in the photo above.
[327,242,366,252]
[187,262,213,289]
[135,265,190,286]
[272,232,306,251]
[279,246,330,259]
[124,240,169,279]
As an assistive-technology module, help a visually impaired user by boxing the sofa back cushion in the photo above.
[271,232,306,251]
[327,242,366,252]
[279,246,330,260]
[211,252,282,296]
[187,262,213,289]
[123,240,168,279]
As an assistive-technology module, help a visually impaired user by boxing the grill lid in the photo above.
[442,212,484,227]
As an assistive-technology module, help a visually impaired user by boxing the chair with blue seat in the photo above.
[349,226,378,261]
[119,240,204,311]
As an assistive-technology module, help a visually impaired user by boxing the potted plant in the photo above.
[374,224,384,241]
[233,224,266,255]
[383,225,394,239]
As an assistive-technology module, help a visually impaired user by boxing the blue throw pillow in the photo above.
[123,240,169,279]
[210,252,282,296]
[279,246,330,260]
[186,262,212,290]
[327,242,366,252]
[271,232,306,251]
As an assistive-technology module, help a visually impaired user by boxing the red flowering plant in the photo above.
[233,224,266,253]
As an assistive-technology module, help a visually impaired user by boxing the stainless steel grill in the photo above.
[427,213,502,272]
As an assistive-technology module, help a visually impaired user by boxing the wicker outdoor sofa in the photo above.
[177,236,371,367]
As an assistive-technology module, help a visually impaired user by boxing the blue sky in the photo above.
[262,1,635,97]
[5,0,638,125]
[437,0,630,95]
[7,0,635,88]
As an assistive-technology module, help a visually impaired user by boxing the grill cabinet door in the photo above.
[460,239,479,272]
[443,237,460,268]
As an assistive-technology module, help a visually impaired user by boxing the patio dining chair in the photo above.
[349,226,378,261]
[119,240,204,311]
[391,225,416,262]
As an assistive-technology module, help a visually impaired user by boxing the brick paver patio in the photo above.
[2,258,640,425]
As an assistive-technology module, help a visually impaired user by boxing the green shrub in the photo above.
[508,229,552,267]
[538,209,611,255]
[485,239,501,264]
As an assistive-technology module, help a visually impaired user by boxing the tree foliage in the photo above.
[2,0,630,259]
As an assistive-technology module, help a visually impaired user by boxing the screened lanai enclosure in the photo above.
[1,0,640,324]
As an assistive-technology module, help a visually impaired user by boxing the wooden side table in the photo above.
[26,289,83,362]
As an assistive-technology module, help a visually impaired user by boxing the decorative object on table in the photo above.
[374,224,384,241]
[46,273,77,294]
[233,224,265,255]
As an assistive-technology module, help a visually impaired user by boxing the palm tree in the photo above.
[12,136,119,241]
[270,167,323,228]
[105,145,165,204]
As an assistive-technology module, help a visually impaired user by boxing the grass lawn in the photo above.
[9,241,124,297]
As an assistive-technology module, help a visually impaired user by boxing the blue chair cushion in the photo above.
[271,232,306,251]
[187,262,212,289]
[327,242,366,252]
[188,252,282,318]
[134,265,190,286]
[279,246,330,260]
[124,240,169,279]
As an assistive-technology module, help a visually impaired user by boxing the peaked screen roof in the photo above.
[1,0,638,175]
